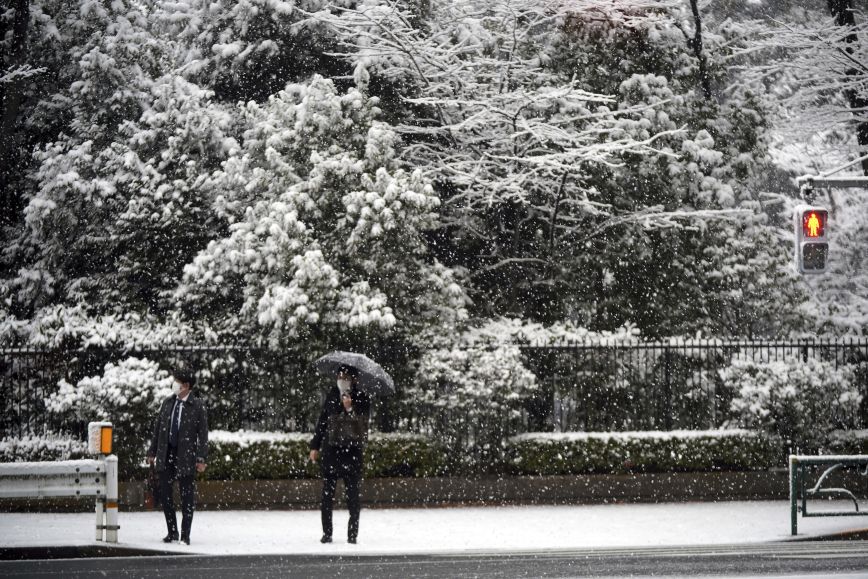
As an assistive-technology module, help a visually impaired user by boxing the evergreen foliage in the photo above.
[1,1,866,465]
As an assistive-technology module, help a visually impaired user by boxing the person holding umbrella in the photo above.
[309,364,371,544]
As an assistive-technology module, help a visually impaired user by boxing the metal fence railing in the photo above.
[521,338,868,432]
[3,339,868,440]
[0,346,324,440]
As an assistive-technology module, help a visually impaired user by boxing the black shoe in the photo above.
[320,535,332,543]
[348,537,357,544]
[162,534,178,543]
[180,537,190,546]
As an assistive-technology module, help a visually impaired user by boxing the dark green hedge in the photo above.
[15,428,845,481]
[504,431,784,475]
[204,432,450,480]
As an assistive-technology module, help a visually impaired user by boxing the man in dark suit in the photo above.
[148,366,208,545]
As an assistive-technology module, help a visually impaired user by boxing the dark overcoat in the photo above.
[148,393,209,477]
[310,385,370,477]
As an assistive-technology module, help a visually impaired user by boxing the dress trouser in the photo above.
[160,446,196,540]
[320,447,362,540]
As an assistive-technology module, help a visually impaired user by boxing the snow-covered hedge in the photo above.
[201,429,789,480]
[505,430,783,475]
[204,430,449,480]
[0,433,88,463]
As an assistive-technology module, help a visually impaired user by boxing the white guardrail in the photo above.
[0,422,120,542]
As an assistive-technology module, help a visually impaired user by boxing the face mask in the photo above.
[172,381,182,396]
[337,378,352,394]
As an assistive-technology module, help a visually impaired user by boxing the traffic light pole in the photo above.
[796,175,868,201]
[796,151,868,199]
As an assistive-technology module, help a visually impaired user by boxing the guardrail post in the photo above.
[105,455,118,543]
[95,496,105,541]
[789,454,798,535]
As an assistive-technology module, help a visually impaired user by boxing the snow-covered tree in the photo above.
[175,75,468,348]
[154,0,352,102]
[1,0,236,346]
[311,0,804,337]
[733,1,868,334]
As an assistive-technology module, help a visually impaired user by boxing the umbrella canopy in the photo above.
[314,351,395,396]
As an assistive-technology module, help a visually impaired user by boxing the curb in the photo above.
[0,545,180,561]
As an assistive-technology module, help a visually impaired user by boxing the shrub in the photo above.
[0,433,88,462]
[205,431,450,480]
[364,432,450,477]
[44,357,174,477]
[407,344,538,471]
[505,430,783,475]
[722,358,862,448]
[825,429,868,455]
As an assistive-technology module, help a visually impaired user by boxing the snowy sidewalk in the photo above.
[1,501,866,556]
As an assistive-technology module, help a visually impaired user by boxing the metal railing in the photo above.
[2,338,867,439]
[0,422,119,542]
[522,338,868,432]
[788,454,868,535]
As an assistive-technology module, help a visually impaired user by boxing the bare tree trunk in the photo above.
[0,0,30,227]
[0,0,29,162]
[688,0,713,102]
[828,0,868,175]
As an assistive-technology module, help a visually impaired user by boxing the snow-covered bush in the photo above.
[44,357,174,472]
[506,430,782,475]
[407,342,538,472]
[0,433,88,463]
[826,429,868,455]
[722,358,863,448]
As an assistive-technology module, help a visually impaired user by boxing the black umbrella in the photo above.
[314,351,395,396]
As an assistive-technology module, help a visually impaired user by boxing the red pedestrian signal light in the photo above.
[801,210,826,238]
[794,205,829,274]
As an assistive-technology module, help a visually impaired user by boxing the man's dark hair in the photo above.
[171,366,197,388]
[337,365,359,378]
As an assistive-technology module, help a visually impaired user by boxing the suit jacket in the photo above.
[310,385,370,476]
[310,385,370,452]
[148,393,209,477]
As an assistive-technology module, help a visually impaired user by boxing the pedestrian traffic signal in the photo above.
[794,205,829,274]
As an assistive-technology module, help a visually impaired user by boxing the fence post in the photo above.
[663,346,673,430]
[235,354,244,430]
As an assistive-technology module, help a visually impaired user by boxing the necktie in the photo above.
[169,400,182,447]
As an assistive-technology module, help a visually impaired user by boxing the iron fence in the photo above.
[521,338,868,432]
[2,338,867,440]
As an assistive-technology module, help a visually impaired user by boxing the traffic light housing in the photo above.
[794,205,829,274]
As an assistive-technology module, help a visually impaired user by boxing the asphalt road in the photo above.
[1,541,866,578]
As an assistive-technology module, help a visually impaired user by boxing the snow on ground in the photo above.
[1,501,865,555]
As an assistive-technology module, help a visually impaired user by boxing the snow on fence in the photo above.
[0,422,119,542]
[788,454,868,536]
